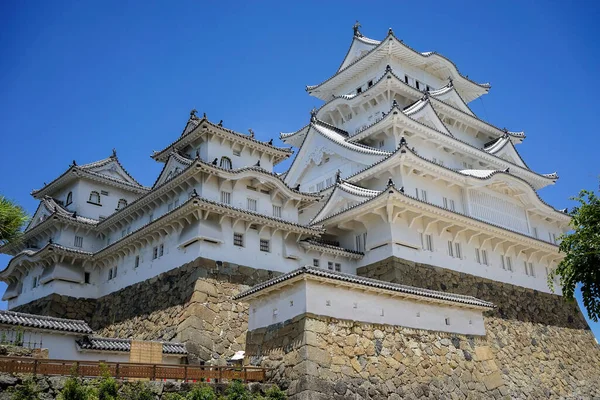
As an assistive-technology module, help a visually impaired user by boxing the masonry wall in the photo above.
[13,257,280,364]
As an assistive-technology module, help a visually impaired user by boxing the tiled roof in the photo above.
[234,266,495,309]
[75,337,187,355]
[299,239,364,257]
[0,310,92,334]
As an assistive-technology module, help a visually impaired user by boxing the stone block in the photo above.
[475,346,494,361]
[483,371,504,391]
[193,280,218,297]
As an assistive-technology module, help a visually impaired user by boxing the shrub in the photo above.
[58,376,95,400]
[263,386,286,400]
[162,393,185,400]
[10,378,39,400]
[223,381,251,400]
[186,384,217,400]
[120,381,154,400]
[97,364,118,400]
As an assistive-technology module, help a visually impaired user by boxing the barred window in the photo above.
[220,157,232,169]
[313,259,320,268]
[420,233,433,252]
[159,244,164,257]
[74,236,83,248]
[152,247,158,260]
[247,198,257,211]
[88,191,101,205]
[134,256,140,268]
[260,239,270,252]
[233,233,244,247]
[328,262,334,271]
[272,205,282,218]
[335,263,341,272]
[221,191,231,205]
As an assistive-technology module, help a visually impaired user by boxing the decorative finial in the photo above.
[385,64,392,73]
[72,211,77,218]
[268,138,273,145]
[392,99,398,108]
[48,238,53,244]
[254,160,261,167]
[388,27,394,36]
[294,184,301,191]
[561,207,568,214]
[212,158,218,165]
[387,177,394,187]
[191,189,198,197]
[400,137,407,146]
[111,148,117,158]
[72,160,77,166]
[310,107,318,121]
[218,120,223,127]
[203,112,207,119]
[400,186,404,193]
[248,128,254,137]
[335,169,341,183]
[353,21,363,37]
[190,109,198,119]
[503,167,510,173]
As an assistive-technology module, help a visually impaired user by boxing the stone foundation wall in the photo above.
[14,257,280,363]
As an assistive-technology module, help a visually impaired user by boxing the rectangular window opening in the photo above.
[260,239,270,252]
[233,233,244,247]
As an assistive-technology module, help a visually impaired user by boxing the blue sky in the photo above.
[1,1,599,337]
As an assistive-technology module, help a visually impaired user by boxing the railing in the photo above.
[0,357,267,383]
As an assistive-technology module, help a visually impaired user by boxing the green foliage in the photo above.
[223,380,251,400]
[119,381,154,400]
[0,195,29,246]
[186,384,217,400]
[58,376,96,400]
[163,393,186,400]
[97,363,119,400]
[262,385,286,400]
[551,184,600,321]
[10,378,39,400]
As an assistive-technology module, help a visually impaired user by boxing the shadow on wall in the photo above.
[356,257,589,330]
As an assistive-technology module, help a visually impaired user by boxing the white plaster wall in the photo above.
[75,180,139,221]
[247,280,486,335]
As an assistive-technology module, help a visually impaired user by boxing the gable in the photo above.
[83,159,140,186]
[338,37,380,72]
[153,155,193,188]
[284,125,387,188]
[431,87,474,116]
[405,101,451,135]
[485,138,528,169]
[312,184,378,223]
[26,202,54,232]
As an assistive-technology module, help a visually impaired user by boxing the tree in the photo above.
[0,195,28,246]
[550,185,600,321]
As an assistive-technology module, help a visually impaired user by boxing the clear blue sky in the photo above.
[1,1,599,337]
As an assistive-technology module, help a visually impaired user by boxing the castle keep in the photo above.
[2,24,599,398]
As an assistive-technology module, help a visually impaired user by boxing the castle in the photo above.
[1,24,599,399]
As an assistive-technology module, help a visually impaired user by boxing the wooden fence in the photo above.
[0,356,266,383]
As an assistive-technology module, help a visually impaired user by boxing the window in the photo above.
[233,149,241,156]
[524,262,536,277]
[355,233,367,252]
[113,266,117,277]
[84,272,90,284]
[325,177,333,187]
[455,242,462,259]
[443,197,455,211]
[121,229,126,238]
[117,199,127,210]
[367,80,373,87]
[328,261,334,271]
[66,192,73,206]
[272,205,282,218]
[174,199,180,207]
[313,259,320,268]
[404,75,409,84]
[378,140,385,148]
[447,241,454,257]
[134,256,140,268]
[475,248,489,265]
[220,157,232,169]
[426,85,431,91]
[100,190,109,196]
[501,255,513,271]
[221,191,231,205]
[88,191,101,205]
[168,203,173,212]
[260,239,270,252]
[152,247,158,260]
[445,317,451,326]
[356,87,362,94]
[149,213,154,223]
[415,188,427,202]
[32,277,38,289]
[420,233,433,252]
[74,236,83,248]
[159,244,164,257]
[415,81,420,90]
[335,263,341,272]
[233,233,244,247]
[447,241,461,258]
[533,227,538,238]
[247,198,257,211]
[108,269,113,280]
[462,161,474,169]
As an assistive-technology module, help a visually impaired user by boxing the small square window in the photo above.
[328,262,333,271]
[368,80,373,87]
[260,239,270,252]
[234,233,244,247]
[334,263,341,272]
[313,259,319,268]
[356,87,362,94]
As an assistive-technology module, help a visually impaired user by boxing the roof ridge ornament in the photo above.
[385,64,392,73]
[218,120,223,127]
[191,189,198,198]
[387,177,394,187]
[310,107,318,122]
[212,158,218,165]
[254,160,261,167]
[190,109,198,120]
[388,27,394,36]
[72,160,77,167]
[353,21,363,38]
[399,137,407,147]
[248,128,254,138]
[335,169,342,183]
[392,99,398,108]
[447,76,453,87]
[111,148,117,158]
